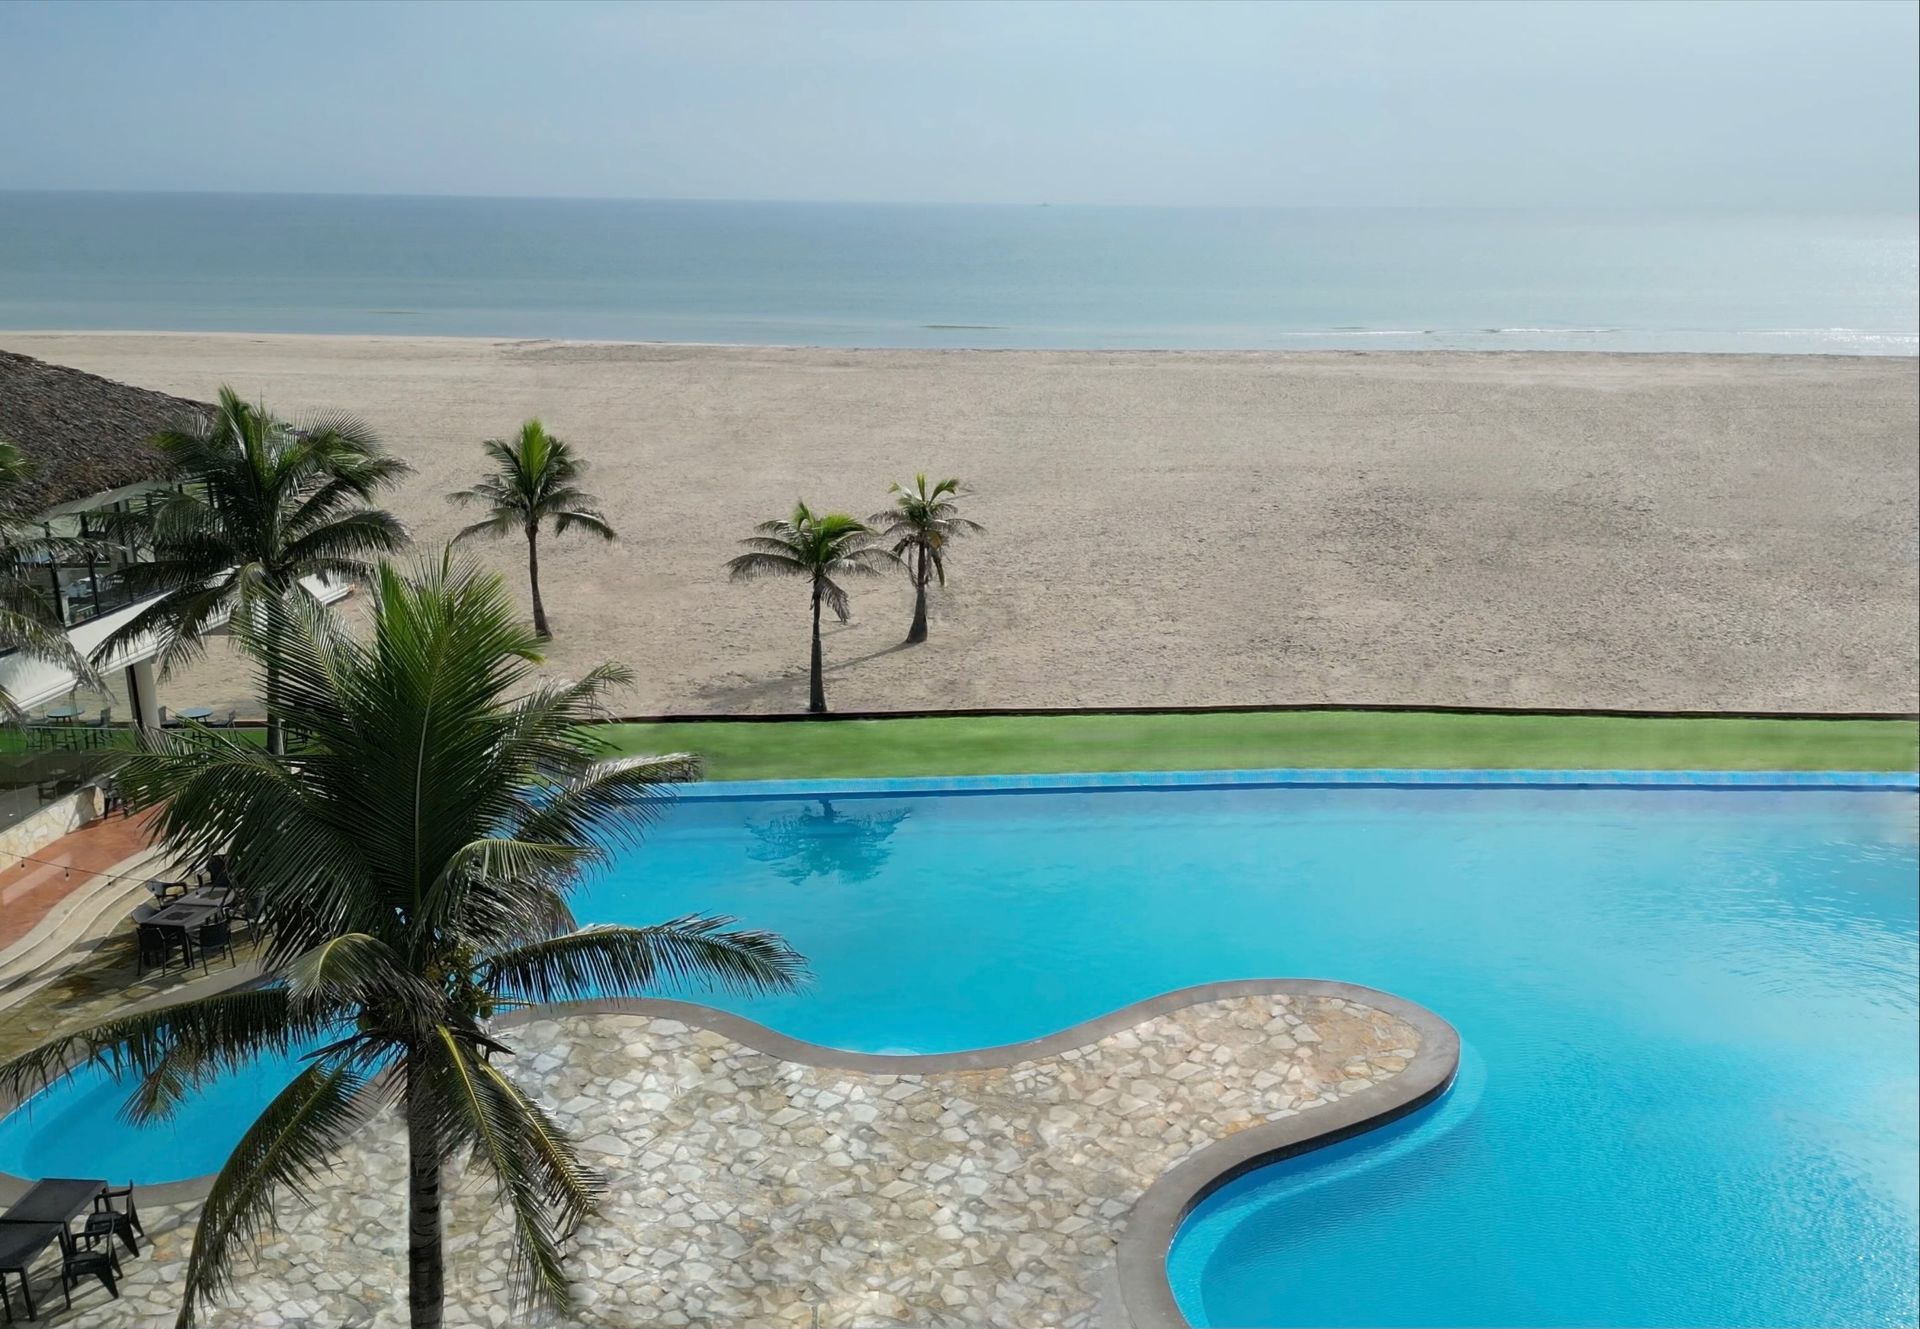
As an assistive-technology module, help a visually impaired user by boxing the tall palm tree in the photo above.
[95,387,409,754]
[0,438,97,717]
[448,420,614,640]
[0,552,805,1329]
[870,474,983,645]
[726,501,895,714]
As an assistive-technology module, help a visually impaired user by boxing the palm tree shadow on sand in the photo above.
[746,798,911,885]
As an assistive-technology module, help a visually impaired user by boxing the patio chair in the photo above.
[157,706,176,728]
[93,1185,144,1238]
[84,706,113,748]
[209,709,236,728]
[57,1226,119,1307]
[85,1184,142,1257]
[196,915,236,972]
[96,776,128,818]
[133,917,173,977]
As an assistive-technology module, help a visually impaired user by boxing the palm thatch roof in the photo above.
[0,348,205,513]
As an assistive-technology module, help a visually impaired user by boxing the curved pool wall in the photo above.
[1,768,1914,1327]
[1165,1043,1489,1323]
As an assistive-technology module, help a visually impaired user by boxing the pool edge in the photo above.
[1110,982,1461,1329]
[674,767,1920,799]
[0,978,1457,1228]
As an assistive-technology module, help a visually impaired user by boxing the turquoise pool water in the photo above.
[1,783,1914,1326]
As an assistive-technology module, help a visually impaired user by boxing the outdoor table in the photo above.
[0,1178,108,1229]
[146,901,219,931]
[176,707,213,721]
[0,1179,107,1321]
[42,708,79,722]
[143,901,221,966]
[0,1220,61,1321]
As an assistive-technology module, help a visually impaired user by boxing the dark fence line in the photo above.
[583,703,1920,725]
[187,701,1920,737]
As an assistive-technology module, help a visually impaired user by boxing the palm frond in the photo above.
[450,422,614,544]
[513,751,700,853]
[282,933,445,1031]
[415,1026,597,1308]
[481,918,808,1004]
[549,508,616,541]
[726,551,807,581]
[0,987,334,1126]
[174,1060,369,1327]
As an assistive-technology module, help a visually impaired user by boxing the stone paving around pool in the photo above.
[43,990,1423,1329]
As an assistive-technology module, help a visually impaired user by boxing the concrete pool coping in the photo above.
[672,766,1919,799]
[1,980,1456,1322]
[1109,983,1459,1329]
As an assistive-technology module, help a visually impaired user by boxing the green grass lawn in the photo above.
[8,710,1912,780]
[597,711,1920,782]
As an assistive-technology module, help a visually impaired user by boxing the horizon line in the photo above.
[1,188,1911,215]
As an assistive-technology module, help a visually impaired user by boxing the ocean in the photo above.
[0,192,1913,354]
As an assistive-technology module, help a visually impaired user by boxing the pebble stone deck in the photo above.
[45,992,1421,1329]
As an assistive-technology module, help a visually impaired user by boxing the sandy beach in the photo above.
[4,332,1915,716]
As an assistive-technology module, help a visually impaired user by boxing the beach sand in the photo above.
[4,332,1915,716]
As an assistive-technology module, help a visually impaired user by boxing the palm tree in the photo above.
[448,420,614,639]
[0,438,100,717]
[0,551,805,1329]
[726,501,895,714]
[870,474,983,645]
[95,387,409,754]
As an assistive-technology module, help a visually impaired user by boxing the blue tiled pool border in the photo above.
[676,767,1919,801]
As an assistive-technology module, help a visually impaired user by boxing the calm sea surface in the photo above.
[0,193,1913,353]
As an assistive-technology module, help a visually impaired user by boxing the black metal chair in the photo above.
[132,909,174,977]
[86,1184,141,1258]
[93,1185,143,1238]
[196,915,236,972]
[57,1225,119,1307]
[97,775,128,818]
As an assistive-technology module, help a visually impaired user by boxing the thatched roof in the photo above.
[0,348,205,513]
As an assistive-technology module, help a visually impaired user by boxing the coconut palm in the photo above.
[870,474,983,645]
[726,501,895,714]
[0,551,805,1329]
[0,438,101,718]
[448,420,614,639]
[94,387,408,754]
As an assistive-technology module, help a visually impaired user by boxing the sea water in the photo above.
[0,193,1913,353]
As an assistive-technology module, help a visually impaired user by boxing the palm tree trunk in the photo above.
[526,526,550,639]
[406,1094,446,1329]
[809,582,826,715]
[906,545,929,645]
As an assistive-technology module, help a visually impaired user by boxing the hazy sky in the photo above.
[2,0,1915,208]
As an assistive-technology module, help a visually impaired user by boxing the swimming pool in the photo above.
[2,776,1914,1326]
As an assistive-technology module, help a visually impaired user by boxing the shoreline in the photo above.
[4,330,1915,716]
[2,327,1913,360]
